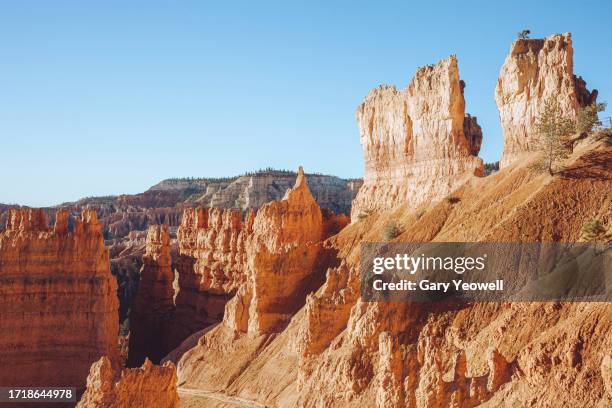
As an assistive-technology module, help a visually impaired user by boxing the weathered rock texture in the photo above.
[175,136,611,407]
[155,171,362,215]
[172,168,342,390]
[127,224,175,367]
[0,171,360,333]
[225,166,338,335]
[495,32,597,167]
[171,205,252,345]
[0,208,118,391]
[170,168,343,350]
[77,356,178,408]
[351,55,483,219]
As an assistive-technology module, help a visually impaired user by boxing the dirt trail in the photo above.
[178,387,269,408]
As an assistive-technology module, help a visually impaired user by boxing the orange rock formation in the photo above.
[77,356,179,408]
[225,166,336,335]
[173,168,341,389]
[172,206,253,345]
[173,111,611,408]
[127,224,175,367]
[167,167,345,350]
[351,55,484,219]
[495,32,597,168]
[4,33,609,408]
[0,208,119,391]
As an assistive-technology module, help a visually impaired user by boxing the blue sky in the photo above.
[1,1,610,207]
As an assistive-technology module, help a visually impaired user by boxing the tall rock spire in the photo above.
[351,55,483,219]
[495,33,597,168]
[127,224,175,367]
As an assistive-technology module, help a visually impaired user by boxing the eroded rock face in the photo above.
[127,225,175,367]
[495,32,597,167]
[182,172,362,216]
[169,168,342,343]
[174,169,343,390]
[0,208,118,391]
[77,356,179,408]
[231,166,336,335]
[351,56,483,219]
[173,141,611,407]
[172,206,253,344]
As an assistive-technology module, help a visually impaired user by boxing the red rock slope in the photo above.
[174,137,611,408]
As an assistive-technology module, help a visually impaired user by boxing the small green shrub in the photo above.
[484,161,500,176]
[447,197,461,204]
[581,219,606,242]
[382,221,401,241]
[119,318,130,337]
[357,210,373,220]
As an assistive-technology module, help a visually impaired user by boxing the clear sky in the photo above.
[1,1,610,207]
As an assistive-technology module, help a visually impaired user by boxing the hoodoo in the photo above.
[225,166,332,335]
[0,208,119,391]
[174,168,342,390]
[77,357,179,408]
[351,55,484,219]
[127,224,175,367]
[495,32,597,167]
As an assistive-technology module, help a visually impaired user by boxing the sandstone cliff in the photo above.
[0,170,360,337]
[495,32,597,167]
[225,166,337,335]
[127,225,175,367]
[204,172,362,216]
[168,168,344,352]
[171,206,252,346]
[172,168,343,390]
[0,208,119,391]
[77,356,179,408]
[173,136,611,407]
[351,55,484,219]
[154,170,362,216]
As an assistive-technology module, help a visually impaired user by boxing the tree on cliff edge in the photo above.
[517,29,531,40]
[533,97,576,175]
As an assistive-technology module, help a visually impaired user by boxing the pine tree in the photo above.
[517,29,531,40]
[533,97,576,175]
[577,101,607,134]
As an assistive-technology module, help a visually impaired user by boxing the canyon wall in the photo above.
[171,206,253,345]
[170,167,343,347]
[0,208,118,390]
[0,171,360,333]
[351,55,483,219]
[190,172,362,215]
[495,32,597,167]
[146,171,361,217]
[127,225,175,367]
[174,138,611,408]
